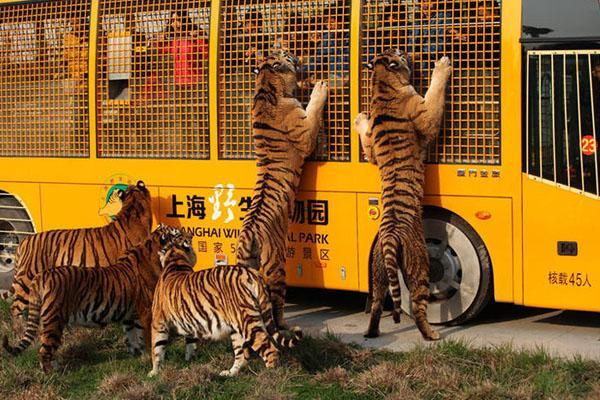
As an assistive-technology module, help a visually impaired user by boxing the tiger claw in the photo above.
[425,330,441,341]
[354,113,369,136]
[310,80,329,104]
[434,57,452,76]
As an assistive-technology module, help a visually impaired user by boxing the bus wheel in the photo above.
[397,208,493,325]
[0,191,35,294]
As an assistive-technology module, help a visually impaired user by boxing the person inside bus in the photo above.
[221,8,270,155]
[593,62,600,81]
[462,0,501,147]
[162,11,208,88]
[382,2,407,45]
[240,9,269,67]
[280,11,307,60]
[303,7,350,88]
[63,15,88,92]
[0,30,11,74]
[362,2,408,62]
[62,12,88,150]
[407,0,465,66]
[160,10,209,155]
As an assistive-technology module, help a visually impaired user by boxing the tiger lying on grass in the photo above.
[149,234,302,378]
[3,224,182,373]
[10,180,153,320]
[355,49,452,340]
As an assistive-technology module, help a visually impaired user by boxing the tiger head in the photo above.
[115,180,152,224]
[367,48,412,87]
[158,230,197,270]
[154,223,183,247]
[140,224,183,274]
[253,50,300,98]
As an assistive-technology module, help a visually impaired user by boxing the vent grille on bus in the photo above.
[0,192,35,276]
[360,0,501,165]
[218,0,351,161]
[96,1,211,160]
[0,1,91,158]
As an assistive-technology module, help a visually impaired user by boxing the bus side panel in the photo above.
[289,191,359,291]
[522,178,600,312]
[159,185,251,271]
[159,186,360,291]
[356,194,514,302]
[0,182,42,231]
[356,193,381,293]
[40,183,159,230]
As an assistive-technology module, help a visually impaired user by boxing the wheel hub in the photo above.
[429,258,445,283]
[427,240,462,299]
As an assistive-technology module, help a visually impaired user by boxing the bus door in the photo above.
[522,49,600,311]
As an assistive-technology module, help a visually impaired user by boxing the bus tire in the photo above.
[419,207,493,325]
[367,207,493,325]
[0,192,35,294]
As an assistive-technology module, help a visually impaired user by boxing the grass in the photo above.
[1,300,599,400]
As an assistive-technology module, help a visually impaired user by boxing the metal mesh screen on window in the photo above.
[526,51,600,198]
[0,1,91,158]
[96,1,210,159]
[360,0,501,164]
[218,0,351,161]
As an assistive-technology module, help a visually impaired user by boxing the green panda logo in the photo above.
[99,175,133,221]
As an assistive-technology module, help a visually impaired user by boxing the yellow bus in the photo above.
[0,0,598,324]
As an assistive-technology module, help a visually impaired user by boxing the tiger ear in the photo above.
[366,62,374,70]
[159,234,167,246]
[116,189,125,200]
[253,67,260,75]
[137,180,145,188]
[182,240,191,250]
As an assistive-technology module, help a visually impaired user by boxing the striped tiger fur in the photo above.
[149,235,302,377]
[10,180,152,320]
[2,224,182,373]
[236,50,328,329]
[354,49,452,340]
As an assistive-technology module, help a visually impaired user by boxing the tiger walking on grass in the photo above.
[3,224,183,372]
[236,50,328,329]
[355,49,452,340]
[9,180,152,320]
[149,234,302,377]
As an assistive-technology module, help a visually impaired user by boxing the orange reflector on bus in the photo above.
[475,211,492,220]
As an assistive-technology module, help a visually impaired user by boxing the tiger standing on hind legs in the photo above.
[236,50,328,329]
[354,49,452,340]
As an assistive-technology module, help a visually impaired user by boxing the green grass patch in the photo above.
[1,299,599,399]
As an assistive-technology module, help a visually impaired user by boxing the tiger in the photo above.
[149,234,303,378]
[10,180,153,320]
[354,49,452,340]
[2,224,183,373]
[236,50,328,329]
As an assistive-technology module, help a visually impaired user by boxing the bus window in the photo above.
[218,0,351,161]
[360,0,501,165]
[96,1,211,160]
[526,51,600,198]
[0,1,91,158]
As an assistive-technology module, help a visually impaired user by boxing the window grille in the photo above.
[96,0,211,159]
[360,0,501,164]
